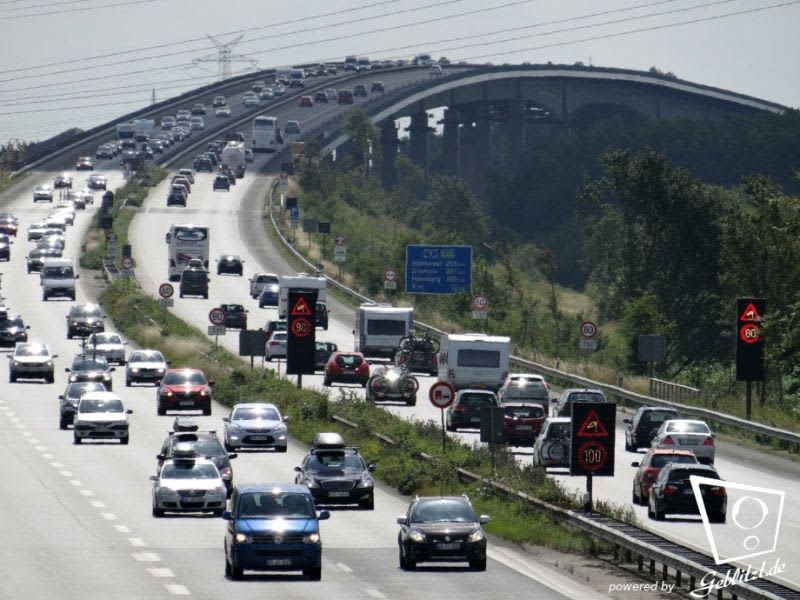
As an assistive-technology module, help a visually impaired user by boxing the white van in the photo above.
[354,304,414,358]
[438,333,510,391]
[278,273,326,318]
[40,257,78,301]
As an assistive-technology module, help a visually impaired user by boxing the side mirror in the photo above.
[52,354,58,359]
[58,395,65,400]
[221,511,232,521]
[64,368,70,372]
[149,475,158,481]
[208,380,216,386]
[155,380,161,386]
[109,367,116,372]
[368,463,376,472]
[479,515,491,524]
[282,416,290,423]
[317,510,330,521]
[25,325,31,330]
[294,466,302,472]
[396,516,408,526]
[631,461,640,468]
[228,453,237,460]
[126,409,133,414]
[75,274,80,279]
[156,454,164,461]
[623,419,631,425]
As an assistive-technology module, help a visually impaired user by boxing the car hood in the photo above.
[77,412,126,423]
[229,418,283,430]
[13,356,50,364]
[159,478,222,491]
[236,517,317,535]
[163,384,207,394]
[91,344,121,352]
[72,369,110,377]
[70,316,101,323]
[411,522,478,536]
[129,361,166,370]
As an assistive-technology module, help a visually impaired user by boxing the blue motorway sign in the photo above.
[405,245,472,294]
[290,206,299,224]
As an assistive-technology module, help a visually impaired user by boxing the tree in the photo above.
[342,108,379,177]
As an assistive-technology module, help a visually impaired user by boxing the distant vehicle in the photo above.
[502,403,546,446]
[189,116,205,130]
[212,95,227,107]
[53,174,72,189]
[85,331,127,365]
[353,83,367,97]
[344,55,358,71]
[289,69,306,88]
[366,365,418,405]
[86,174,107,190]
[72,392,131,445]
[624,406,680,451]
[161,116,176,129]
[445,389,499,431]
[429,64,443,78]
[252,116,281,153]
[356,56,370,71]
[651,419,716,464]
[438,333,511,392]
[412,53,434,66]
[370,81,385,93]
[179,265,209,299]
[631,448,698,506]
[354,305,413,359]
[298,95,313,107]
[552,388,607,418]
[337,90,354,104]
[166,224,209,280]
[215,106,232,118]
[191,103,207,115]
[265,331,287,361]
[498,373,549,411]
[216,255,243,276]
[284,120,301,135]
[314,341,338,371]
[648,463,726,522]
[156,368,214,416]
[221,141,246,178]
[33,185,54,203]
[221,304,248,330]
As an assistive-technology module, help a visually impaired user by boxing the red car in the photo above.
[324,352,369,387]
[502,403,545,446]
[298,95,314,107]
[156,368,214,416]
[631,448,698,506]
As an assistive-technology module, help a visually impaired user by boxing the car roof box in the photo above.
[172,417,199,432]
[311,432,345,449]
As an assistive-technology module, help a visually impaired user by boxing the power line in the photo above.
[0,0,157,20]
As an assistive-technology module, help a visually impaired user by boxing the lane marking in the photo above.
[337,562,353,574]
[114,525,131,533]
[80,489,94,497]
[59,470,73,477]
[50,462,63,468]
[129,538,146,547]
[42,453,54,459]
[164,584,190,595]
[35,446,47,451]
[366,591,387,599]
[28,438,40,443]
[147,568,175,578]
[69,480,82,487]
[101,512,117,521]
[91,500,105,508]
[133,552,161,562]
[17,425,27,431]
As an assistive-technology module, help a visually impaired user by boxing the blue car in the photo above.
[223,484,330,580]
[258,283,280,308]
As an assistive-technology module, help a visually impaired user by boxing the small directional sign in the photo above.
[158,298,174,308]
[384,268,397,290]
[208,325,226,336]
[429,381,455,409]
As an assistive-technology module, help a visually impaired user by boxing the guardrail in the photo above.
[330,414,797,600]
[266,181,800,448]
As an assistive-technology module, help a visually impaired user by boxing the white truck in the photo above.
[354,304,414,359]
[133,119,156,142]
[116,122,135,141]
[221,141,246,178]
[278,274,326,319]
[437,333,511,392]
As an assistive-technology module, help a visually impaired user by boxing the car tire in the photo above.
[710,512,726,524]
[152,502,164,518]
[43,293,49,301]
[203,293,208,300]
[230,558,243,580]
[120,435,129,445]
[59,416,68,430]
[624,436,633,452]
[125,378,131,387]
[398,546,407,569]
[9,372,16,383]
[224,441,235,453]
[470,558,487,571]
[632,483,639,505]
[275,446,287,453]
[323,378,330,387]
[157,404,166,416]
[653,501,665,521]
[406,398,416,406]
[445,421,455,432]
[360,496,374,510]
[46,373,54,384]
[303,565,321,581]
[203,407,211,416]
[73,435,81,444]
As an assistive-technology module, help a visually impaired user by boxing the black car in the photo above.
[370,81,385,93]
[59,381,107,429]
[221,304,248,329]
[315,302,329,330]
[220,168,236,185]
[366,365,418,405]
[648,463,727,522]
[53,174,73,189]
[216,255,243,275]
[263,319,287,338]
[158,430,237,496]
[397,495,489,570]
[179,266,209,299]
[27,247,62,273]
[294,433,375,509]
[445,389,499,431]
[193,156,213,172]
[313,91,328,103]
[0,234,11,261]
[0,314,29,347]
[65,355,115,390]
[66,304,105,339]
[213,175,230,191]
[167,189,187,206]
[624,406,680,451]
[315,341,338,371]
[353,83,368,97]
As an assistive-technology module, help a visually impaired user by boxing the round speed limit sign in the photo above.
[209,308,226,325]
[471,295,489,311]
[158,283,174,299]
[579,320,598,339]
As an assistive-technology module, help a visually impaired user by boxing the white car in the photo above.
[498,373,549,408]
[215,106,232,118]
[177,168,195,184]
[249,272,279,298]
[429,64,443,78]
[265,331,287,361]
[33,185,54,202]
[532,417,571,469]
[86,332,127,365]
[9,342,57,383]
[150,449,226,517]
[47,209,74,226]
[73,391,132,445]
[651,419,716,464]
[189,116,205,130]
[222,402,288,452]
[125,349,168,386]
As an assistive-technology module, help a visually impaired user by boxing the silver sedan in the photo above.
[223,402,288,452]
[650,419,716,464]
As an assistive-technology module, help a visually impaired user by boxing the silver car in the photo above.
[150,451,226,517]
[532,417,571,469]
[27,222,49,241]
[223,402,288,452]
[86,332,127,365]
[73,391,131,444]
[651,419,716,464]
[265,331,287,361]
[125,349,168,386]
[9,342,57,383]
[33,185,54,202]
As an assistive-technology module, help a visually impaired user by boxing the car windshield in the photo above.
[163,371,207,385]
[237,492,315,518]
[80,398,123,413]
[504,405,544,418]
[161,463,219,480]
[43,266,73,278]
[72,357,109,371]
[1,317,24,328]
[651,454,697,468]
[233,406,280,421]
[412,500,476,523]
[305,451,365,474]
[65,382,106,400]
[129,351,165,363]
[256,275,279,284]
[71,306,102,318]
[91,334,121,345]
[15,345,48,357]
[666,421,710,434]
[271,332,287,342]
[336,354,362,368]
[171,435,224,458]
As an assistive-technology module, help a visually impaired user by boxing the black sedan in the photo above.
[366,365,418,405]
[65,355,115,391]
[213,175,230,191]
[648,463,726,522]
[0,314,29,347]
[216,255,243,275]
[315,341,338,371]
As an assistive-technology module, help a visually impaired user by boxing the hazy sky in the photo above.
[1,0,798,142]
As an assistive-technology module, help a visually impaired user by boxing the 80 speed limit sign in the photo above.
[579,320,597,339]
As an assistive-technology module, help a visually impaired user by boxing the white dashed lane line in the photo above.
[101,512,117,521]
[147,568,175,578]
[164,584,191,595]
[133,552,162,562]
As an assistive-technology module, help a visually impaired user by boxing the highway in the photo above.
[2,63,798,598]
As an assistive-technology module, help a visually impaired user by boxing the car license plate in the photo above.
[470,417,481,423]
[249,435,269,441]
[683,488,694,495]
[681,439,698,445]
[329,491,349,497]
[436,543,460,550]
[180,401,194,406]
[267,559,292,566]
[516,425,533,431]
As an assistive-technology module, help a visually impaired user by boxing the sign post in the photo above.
[736,298,766,420]
[286,289,318,387]
[333,235,346,279]
[569,402,616,512]
[208,307,226,347]
[429,381,455,452]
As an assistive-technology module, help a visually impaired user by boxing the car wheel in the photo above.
[406,398,416,406]
[653,500,665,521]
[152,502,164,518]
[303,565,321,581]
[230,558,243,580]
[632,482,639,505]
[125,378,131,387]
[399,546,407,569]
[711,512,726,524]
[203,406,211,416]
[157,404,166,416]
[224,441,235,453]
[624,436,633,452]
[469,558,487,571]
[73,435,81,445]
[9,372,16,383]
[323,378,330,387]
[203,293,208,299]
[59,416,68,430]
[445,420,455,432]
[360,496,374,510]
[46,373,54,384]
[43,293,49,301]
[67,329,73,339]
[120,435,129,445]
[405,549,416,570]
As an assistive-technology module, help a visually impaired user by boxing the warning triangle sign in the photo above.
[576,409,609,438]
[291,297,312,317]
[739,302,761,323]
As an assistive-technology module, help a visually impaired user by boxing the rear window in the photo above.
[641,410,678,424]
[182,270,206,281]
[547,422,570,437]
[668,468,718,482]
[366,320,407,335]
[456,349,500,368]
[651,454,697,468]
[336,354,363,368]
[458,393,496,406]
[567,391,606,403]
[665,421,710,434]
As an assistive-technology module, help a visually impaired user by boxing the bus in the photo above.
[252,116,282,153]
[165,224,210,281]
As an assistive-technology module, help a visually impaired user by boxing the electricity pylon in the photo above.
[192,34,258,81]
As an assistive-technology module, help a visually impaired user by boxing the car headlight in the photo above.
[409,530,426,543]
[235,533,252,544]
[130,368,140,373]
[468,529,485,543]
[103,374,111,380]
[69,375,77,382]
[200,389,209,396]
[306,479,319,489]
[357,476,374,489]
[303,533,320,544]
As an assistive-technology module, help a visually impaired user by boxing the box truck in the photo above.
[438,333,511,391]
[354,304,414,359]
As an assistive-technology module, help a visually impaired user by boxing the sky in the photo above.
[0,0,798,143]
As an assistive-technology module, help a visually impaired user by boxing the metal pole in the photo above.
[441,409,446,453]
[297,373,302,389]
[746,380,752,420]
[586,474,593,512]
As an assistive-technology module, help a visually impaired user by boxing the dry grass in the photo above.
[162,336,209,364]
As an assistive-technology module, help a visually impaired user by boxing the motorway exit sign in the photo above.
[405,244,472,294]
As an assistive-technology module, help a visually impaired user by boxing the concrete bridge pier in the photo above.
[440,108,460,176]
[508,100,526,169]
[407,111,431,173]
[470,103,492,201]
[380,120,398,189]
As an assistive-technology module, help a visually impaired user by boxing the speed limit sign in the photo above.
[209,308,226,325]
[158,283,174,299]
[579,320,598,339]
[471,295,489,310]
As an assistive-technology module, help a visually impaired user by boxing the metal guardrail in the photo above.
[650,378,701,404]
[267,182,800,448]
[330,414,797,600]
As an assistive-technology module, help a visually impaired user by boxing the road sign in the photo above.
[158,298,174,308]
[406,245,472,294]
[290,296,312,316]
[384,268,397,290]
[290,206,299,225]
[736,298,765,381]
[106,231,118,244]
[158,283,174,299]
[209,308,226,325]
[579,339,598,351]
[429,381,455,409]
[570,402,615,477]
[471,295,488,310]
[208,325,226,336]
[579,320,598,339]
[121,256,133,270]
[335,235,346,246]
[287,289,317,375]
[334,245,346,263]
[290,318,312,337]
